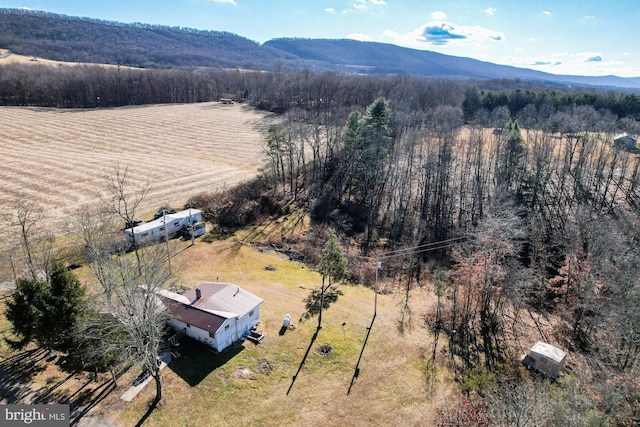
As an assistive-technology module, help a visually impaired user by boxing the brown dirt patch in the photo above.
[232,367,255,380]
[257,359,274,374]
[315,344,333,356]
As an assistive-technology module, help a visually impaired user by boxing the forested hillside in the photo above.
[190,75,639,424]
[0,8,295,69]
[2,8,640,89]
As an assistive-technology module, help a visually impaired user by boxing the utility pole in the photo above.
[189,210,195,246]
[374,260,381,316]
[318,276,325,330]
[9,252,17,281]
[164,211,171,274]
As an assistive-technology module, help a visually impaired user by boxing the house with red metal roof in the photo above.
[158,282,263,352]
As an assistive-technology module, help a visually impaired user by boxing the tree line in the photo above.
[257,94,640,424]
[2,61,640,127]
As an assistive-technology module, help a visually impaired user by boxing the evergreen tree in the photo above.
[318,229,349,286]
[498,119,526,190]
[5,262,85,351]
[6,277,48,347]
[315,229,349,328]
[40,262,86,351]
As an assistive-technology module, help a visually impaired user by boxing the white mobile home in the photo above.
[124,208,204,246]
[158,282,263,352]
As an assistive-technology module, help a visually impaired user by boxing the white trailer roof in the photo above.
[126,209,202,235]
[530,341,567,364]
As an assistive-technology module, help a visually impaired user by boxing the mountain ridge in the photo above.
[1,8,639,90]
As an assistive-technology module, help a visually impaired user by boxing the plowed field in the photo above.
[0,102,275,227]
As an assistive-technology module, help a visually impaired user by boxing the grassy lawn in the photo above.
[111,224,458,426]
[0,213,458,425]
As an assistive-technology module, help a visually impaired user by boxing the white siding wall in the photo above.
[237,307,261,336]
[167,317,244,353]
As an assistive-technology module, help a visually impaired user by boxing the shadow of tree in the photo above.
[287,326,320,395]
[168,338,244,387]
[28,371,117,426]
[0,345,121,425]
[0,348,49,402]
[70,380,116,426]
[302,287,343,320]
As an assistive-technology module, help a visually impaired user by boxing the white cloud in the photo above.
[383,20,504,48]
[541,10,552,16]
[353,0,367,10]
[500,51,625,76]
[430,11,447,20]
[485,7,497,16]
[382,29,398,38]
[346,33,374,42]
[206,0,237,4]
[342,0,386,14]
[325,7,335,13]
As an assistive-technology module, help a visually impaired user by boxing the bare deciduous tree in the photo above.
[101,164,149,252]
[9,198,54,281]
[77,167,171,409]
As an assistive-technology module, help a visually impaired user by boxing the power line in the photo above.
[358,235,469,262]
[348,234,468,394]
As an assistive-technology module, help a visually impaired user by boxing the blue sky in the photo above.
[4,0,640,77]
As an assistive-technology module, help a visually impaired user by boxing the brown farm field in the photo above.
[0,48,138,69]
[0,101,275,230]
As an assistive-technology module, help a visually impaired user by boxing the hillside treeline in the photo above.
[253,95,640,424]
[0,8,286,69]
[2,60,640,126]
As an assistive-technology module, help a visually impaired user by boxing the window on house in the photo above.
[209,332,216,338]
[186,323,191,328]
[159,227,165,232]
[225,324,230,330]
[540,356,548,364]
[249,310,254,317]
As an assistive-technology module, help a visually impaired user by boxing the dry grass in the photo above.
[0,48,137,69]
[0,220,458,425]
[82,228,457,427]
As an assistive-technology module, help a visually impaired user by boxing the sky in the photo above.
[4,0,640,77]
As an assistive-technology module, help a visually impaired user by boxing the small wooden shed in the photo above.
[523,341,567,378]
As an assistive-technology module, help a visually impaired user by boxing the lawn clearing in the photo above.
[99,231,457,426]
[0,222,458,426]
